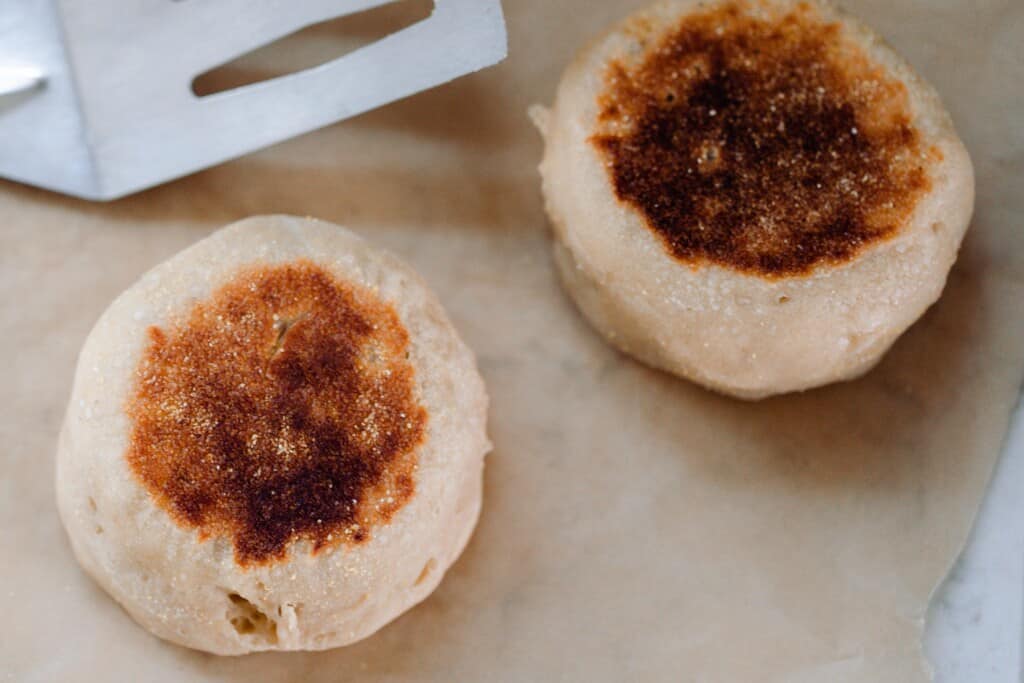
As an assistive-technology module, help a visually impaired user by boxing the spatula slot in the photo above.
[191,0,434,97]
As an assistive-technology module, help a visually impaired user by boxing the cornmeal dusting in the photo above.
[126,261,426,566]
[591,0,937,276]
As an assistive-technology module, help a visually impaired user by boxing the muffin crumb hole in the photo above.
[227,592,278,644]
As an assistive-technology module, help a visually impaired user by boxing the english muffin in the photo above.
[56,215,490,654]
[534,0,974,398]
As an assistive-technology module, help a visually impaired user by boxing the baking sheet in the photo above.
[2,0,1023,680]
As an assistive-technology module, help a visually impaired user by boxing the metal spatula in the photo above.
[0,0,506,201]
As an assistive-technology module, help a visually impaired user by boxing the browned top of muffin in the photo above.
[591,0,937,277]
[126,261,426,566]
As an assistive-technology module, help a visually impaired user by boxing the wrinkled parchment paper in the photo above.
[2,1,1022,680]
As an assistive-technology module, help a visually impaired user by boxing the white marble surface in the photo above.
[927,390,1024,682]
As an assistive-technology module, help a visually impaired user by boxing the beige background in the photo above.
[2,0,1023,680]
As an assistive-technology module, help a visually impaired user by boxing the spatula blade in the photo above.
[0,0,506,201]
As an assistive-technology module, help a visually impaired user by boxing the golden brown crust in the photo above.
[125,261,427,567]
[591,0,936,276]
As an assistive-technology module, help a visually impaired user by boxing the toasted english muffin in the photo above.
[534,0,974,398]
[56,215,490,654]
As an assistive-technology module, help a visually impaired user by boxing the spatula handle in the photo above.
[0,65,44,97]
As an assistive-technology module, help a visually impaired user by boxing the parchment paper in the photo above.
[2,1,1022,680]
